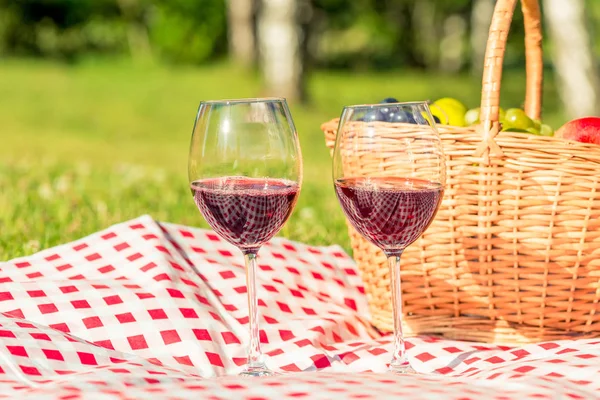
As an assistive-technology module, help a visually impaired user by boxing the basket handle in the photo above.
[475,0,543,162]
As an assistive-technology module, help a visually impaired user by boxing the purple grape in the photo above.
[386,109,416,124]
[363,110,385,122]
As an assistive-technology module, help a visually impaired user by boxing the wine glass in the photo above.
[188,98,302,377]
[332,101,446,374]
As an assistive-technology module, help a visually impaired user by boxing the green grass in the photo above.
[0,58,566,260]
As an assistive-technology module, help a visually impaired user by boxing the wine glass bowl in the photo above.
[188,98,302,377]
[332,102,446,374]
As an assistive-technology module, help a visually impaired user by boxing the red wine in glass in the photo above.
[189,98,302,377]
[191,177,299,251]
[332,101,446,374]
[335,177,443,253]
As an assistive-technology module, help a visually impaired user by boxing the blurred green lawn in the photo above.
[0,59,566,260]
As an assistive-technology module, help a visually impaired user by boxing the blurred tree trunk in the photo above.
[116,0,152,62]
[438,13,467,73]
[470,0,494,76]
[258,0,306,103]
[227,0,256,68]
[543,0,600,118]
[412,0,438,70]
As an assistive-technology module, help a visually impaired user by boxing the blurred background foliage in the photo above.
[1,0,599,259]
[2,0,597,69]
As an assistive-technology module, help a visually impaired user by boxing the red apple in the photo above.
[556,117,600,145]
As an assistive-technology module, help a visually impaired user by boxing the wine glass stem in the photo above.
[244,251,265,369]
[387,252,412,372]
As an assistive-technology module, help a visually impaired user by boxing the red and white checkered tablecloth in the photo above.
[0,215,598,399]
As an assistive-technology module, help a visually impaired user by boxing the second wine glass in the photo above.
[188,98,302,377]
[332,101,446,374]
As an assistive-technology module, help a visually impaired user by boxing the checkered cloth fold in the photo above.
[0,215,598,399]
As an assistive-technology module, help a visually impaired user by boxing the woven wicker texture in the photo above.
[321,0,600,344]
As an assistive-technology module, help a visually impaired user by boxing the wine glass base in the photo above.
[239,364,278,377]
[389,363,417,375]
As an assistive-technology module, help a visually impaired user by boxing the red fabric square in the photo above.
[43,349,65,361]
[15,261,31,268]
[302,307,316,315]
[0,330,16,338]
[127,335,149,350]
[160,330,181,345]
[223,304,238,312]
[102,232,117,240]
[179,308,199,318]
[116,313,136,323]
[30,333,51,341]
[73,243,88,251]
[443,347,462,354]
[7,346,28,357]
[286,267,300,275]
[206,352,224,367]
[94,340,115,350]
[368,348,387,356]
[0,292,14,301]
[193,329,212,341]
[27,290,47,298]
[148,309,168,320]
[103,295,123,305]
[311,354,331,369]
[179,230,194,238]
[539,342,560,350]
[277,302,292,313]
[279,330,295,341]
[56,264,73,272]
[415,352,435,362]
[59,285,78,294]
[114,242,130,251]
[340,352,360,364]
[219,271,235,279]
[221,332,240,344]
[514,366,535,373]
[485,356,505,364]
[38,303,59,314]
[83,316,104,329]
[71,300,91,309]
[263,285,278,293]
[174,355,194,366]
[295,339,312,348]
[141,262,157,272]
[166,288,184,298]
[85,253,102,261]
[78,352,98,365]
[20,366,41,376]
[98,265,115,274]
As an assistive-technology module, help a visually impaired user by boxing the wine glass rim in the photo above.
[200,97,287,105]
[343,101,430,109]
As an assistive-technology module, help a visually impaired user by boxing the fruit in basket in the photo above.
[464,107,480,126]
[387,109,416,123]
[540,124,554,137]
[363,110,385,122]
[503,108,534,131]
[556,117,600,145]
[432,97,467,126]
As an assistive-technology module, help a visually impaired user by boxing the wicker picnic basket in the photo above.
[321,0,600,344]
